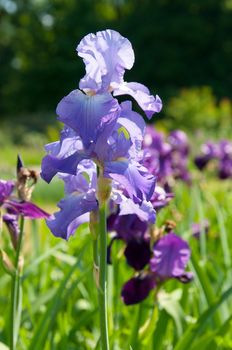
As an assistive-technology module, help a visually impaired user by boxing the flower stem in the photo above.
[10,216,24,350]
[98,202,110,350]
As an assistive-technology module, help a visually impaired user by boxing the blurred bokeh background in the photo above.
[0,0,232,174]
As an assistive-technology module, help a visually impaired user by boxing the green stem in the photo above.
[129,303,143,350]
[98,202,110,350]
[10,216,24,350]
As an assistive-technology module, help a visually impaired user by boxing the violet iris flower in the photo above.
[77,30,162,117]
[150,232,193,282]
[218,140,232,179]
[41,30,162,240]
[195,140,232,179]
[143,128,191,188]
[191,220,209,239]
[121,232,193,305]
[0,180,48,219]
[0,179,49,248]
[194,142,219,170]
[41,30,162,184]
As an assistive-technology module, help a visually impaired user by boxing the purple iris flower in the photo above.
[194,140,232,179]
[0,179,49,248]
[77,30,162,117]
[0,180,49,219]
[106,184,173,269]
[143,127,172,181]
[143,128,191,187]
[218,140,232,179]
[121,275,155,305]
[107,212,150,269]
[150,232,193,282]
[121,232,193,305]
[150,185,174,210]
[191,220,209,239]
[194,142,219,170]
[41,30,164,240]
[168,130,189,156]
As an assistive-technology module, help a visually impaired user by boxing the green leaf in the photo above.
[158,289,185,337]
[174,286,232,350]
[190,251,221,327]
[28,244,90,350]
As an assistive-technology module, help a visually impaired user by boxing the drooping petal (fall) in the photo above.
[46,191,97,240]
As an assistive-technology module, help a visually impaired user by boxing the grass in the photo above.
[1,144,232,349]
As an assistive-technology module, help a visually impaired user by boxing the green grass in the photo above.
[1,148,232,349]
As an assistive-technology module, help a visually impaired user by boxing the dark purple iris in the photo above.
[121,275,155,305]
[194,142,219,170]
[124,239,151,271]
[121,231,193,305]
[195,140,232,180]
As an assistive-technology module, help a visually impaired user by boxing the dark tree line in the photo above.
[0,0,231,119]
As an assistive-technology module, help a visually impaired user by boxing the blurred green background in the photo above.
[0,0,232,174]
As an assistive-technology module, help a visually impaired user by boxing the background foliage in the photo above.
[0,0,232,120]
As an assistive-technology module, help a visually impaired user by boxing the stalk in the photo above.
[98,202,110,350]
[10,216,24,350]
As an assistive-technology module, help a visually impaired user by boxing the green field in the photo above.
[1,147,232,350]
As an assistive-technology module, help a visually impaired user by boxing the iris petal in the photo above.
[46,191,97,240]
[77,29,135,92]
[57,89,120,149]
[41,152,86,183]
[104,160,156,202]
[114,82,162,118]
[150,233,191,280]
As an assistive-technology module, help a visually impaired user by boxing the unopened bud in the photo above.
[0,250,15,276]
[97,175,111,204]
[16,155,39,201]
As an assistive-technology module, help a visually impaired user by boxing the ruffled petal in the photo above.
[41,152,86,183]
[59,159,97,194]
[104,160,156,202]
[77,29,135,92]
[117,101,145,159]
[150,232,191,280]
[119,197,156,224]
[45,132,83,159]
[46,191,97,240]
[113,82,162,119]
[56,89,120,149]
